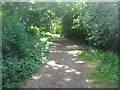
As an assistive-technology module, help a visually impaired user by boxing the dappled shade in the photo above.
[23,38,91,88]
[2,2,118,88]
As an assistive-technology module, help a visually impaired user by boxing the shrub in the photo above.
[2,12,50,88]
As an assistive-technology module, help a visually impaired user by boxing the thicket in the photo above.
[2,2,53,88]
[61,2,119,53]
[2,2,119,88]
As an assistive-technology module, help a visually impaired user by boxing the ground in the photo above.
[23,38,95,88]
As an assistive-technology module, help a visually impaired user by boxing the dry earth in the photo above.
[23,38,95,88]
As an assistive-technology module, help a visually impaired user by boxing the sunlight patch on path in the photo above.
[75,61,84,64]
[47,60,82,75]
[65,68,81,75]
[32,75,42,80]
[47,60,64,68]
[50,50,83,55]
[64,78,72,82]
[67,50,82,56]
[66,45,79,49]
[85,79,94,83]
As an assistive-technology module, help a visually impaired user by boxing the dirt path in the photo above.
[23,38,92,88]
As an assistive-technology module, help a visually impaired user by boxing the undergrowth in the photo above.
[2,15,53,88]
[2,2,119,88]
[79,47,119,88]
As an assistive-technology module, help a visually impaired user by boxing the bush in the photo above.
[2,13,50,88]
[61,2,119,53]
[79,2,119,52]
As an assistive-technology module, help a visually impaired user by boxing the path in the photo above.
[23,38,92,88]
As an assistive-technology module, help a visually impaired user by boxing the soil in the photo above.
[23,38,95,88]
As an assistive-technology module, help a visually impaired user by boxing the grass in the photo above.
[78,47,119,88]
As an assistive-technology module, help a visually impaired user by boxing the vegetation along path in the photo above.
[23,38,93,88]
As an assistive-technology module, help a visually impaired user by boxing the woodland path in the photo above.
[23,38,93,88]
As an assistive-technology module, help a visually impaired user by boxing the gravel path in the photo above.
[23,38,92,88]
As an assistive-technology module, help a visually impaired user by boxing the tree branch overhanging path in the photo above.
[23,38,93,88]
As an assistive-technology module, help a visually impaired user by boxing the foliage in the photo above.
[60,2,119,53]
[81,2,119,52]
[2,2,51,88]
[2,2,119,88]
[79,47,118,88]
[50,17,62,34]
